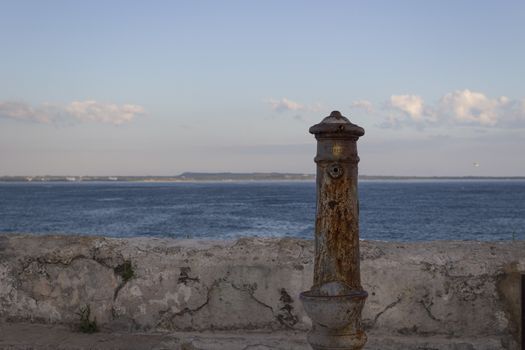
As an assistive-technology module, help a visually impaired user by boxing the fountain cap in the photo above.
[309,111,364,139]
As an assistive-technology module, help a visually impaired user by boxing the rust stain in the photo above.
[313,159,362,291]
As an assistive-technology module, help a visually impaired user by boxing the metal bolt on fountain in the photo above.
[300,111,367,350]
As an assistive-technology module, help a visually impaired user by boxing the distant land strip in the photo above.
[0,173,524,182]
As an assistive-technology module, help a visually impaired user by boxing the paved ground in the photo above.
[0,322,505,350]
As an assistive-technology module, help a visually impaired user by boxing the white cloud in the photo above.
[0,102,53,123]
[388,94,425,120]
[350,100,374,113]
[267,98,304,112]
[439,89,507,126]
[65,101,144,125]
[0,100,145,125]
[380,90,525,128]
[265,98,323,114]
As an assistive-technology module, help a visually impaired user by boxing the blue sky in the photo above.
[1,0,524,176]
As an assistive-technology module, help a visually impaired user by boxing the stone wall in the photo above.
[0,235,523,349]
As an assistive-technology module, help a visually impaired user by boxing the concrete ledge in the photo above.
[0,235,524,349]
[0,323,504,350]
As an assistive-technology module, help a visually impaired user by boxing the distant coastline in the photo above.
[0,172,524,182]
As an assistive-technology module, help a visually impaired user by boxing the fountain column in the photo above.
[300,110,367,350]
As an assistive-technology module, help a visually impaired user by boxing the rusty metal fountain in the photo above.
[300,111,367,350]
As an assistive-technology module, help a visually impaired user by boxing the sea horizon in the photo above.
[1,172,524,183]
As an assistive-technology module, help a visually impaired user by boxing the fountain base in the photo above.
[300,289,368,350]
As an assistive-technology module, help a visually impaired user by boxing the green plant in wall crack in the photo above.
[76,305,98,333]
[113,259,135,300]
[114,260,135,282]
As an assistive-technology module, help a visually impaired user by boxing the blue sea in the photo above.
[0,180,524,241]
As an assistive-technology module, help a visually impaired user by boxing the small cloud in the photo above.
[0,101,53,123]
[0,100,145,126]
[65,100,144,125]
[382,94,436,128]
[387,94,425,120]
[267,98,304,112]
[265,98,323,113]
[350,100,374,113]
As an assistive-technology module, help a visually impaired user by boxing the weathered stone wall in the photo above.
[0,235,523,349]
